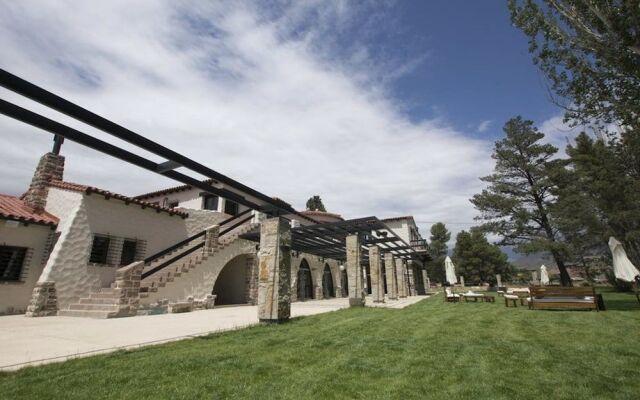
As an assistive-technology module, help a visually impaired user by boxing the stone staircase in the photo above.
[58,222,258,318]
[139,222,258,297]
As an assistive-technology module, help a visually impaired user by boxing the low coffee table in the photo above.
[462,293,484,302]
[483,295,495,303]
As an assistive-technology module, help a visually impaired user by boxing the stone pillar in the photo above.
[113,261,144,317]
[25,281,58,317]
[204,224,220,253]
[407,263,416,296]
[384,254,398,300]
[496,274,502,287]
[23,152,65,211]
[245,254,259,305]
[422,269,429,294]
[460,275,465,288]
[315,285,323,300]
[532,271,539,285]
[257,218,292,322]
[396,259,407,298]
[369,246,384,303]
[346,234,365,307]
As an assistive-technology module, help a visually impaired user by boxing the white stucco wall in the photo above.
[0,221,54,315]
[41,188,191,309]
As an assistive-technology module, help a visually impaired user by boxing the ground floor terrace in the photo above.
[1,289,638,400]
[0,296,428,371]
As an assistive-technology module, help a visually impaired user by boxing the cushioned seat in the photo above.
[532,297,594,303]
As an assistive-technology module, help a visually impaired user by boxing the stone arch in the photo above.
[212,253,253,306]
[322,263,335,298]
[297,258,314,301]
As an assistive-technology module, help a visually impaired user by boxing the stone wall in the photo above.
[23,152,65,211]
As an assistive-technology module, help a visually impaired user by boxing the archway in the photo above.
[341,268,348,297]
[297,259,314,301]
[322,264,335,298]
[212,254,249,305]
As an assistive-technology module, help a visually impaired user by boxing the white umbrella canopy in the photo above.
[540,265,549,285]
[445,256,458,284]
[608,237,640,282]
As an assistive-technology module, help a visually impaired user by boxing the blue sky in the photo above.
[385,1,559,137]
[0,1,572,244]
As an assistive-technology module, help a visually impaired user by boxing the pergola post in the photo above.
[346,234,365,307]
[422,269,429,294]
[397,259,407,298]
[384,253,398,300]
[257,217,292,323]
[407,262,417,296]
[369,246,384,303]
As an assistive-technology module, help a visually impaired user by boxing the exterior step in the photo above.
[68,303,119,312]
[58,310,117,319]
[89,291,122,299]
[79,297,120,305]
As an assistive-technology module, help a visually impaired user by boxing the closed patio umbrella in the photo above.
[540,265,549,285]
[445,256,458,285]
[608,237,640,282]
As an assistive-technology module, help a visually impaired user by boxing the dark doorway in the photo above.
[213,254,248,305]
[341,268,349,297]
[297,259,314,301]
[322,264,335,298]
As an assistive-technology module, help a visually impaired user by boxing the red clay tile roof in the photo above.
[134,179,217,200]
[0,194,59,226]
[48,180,189,218]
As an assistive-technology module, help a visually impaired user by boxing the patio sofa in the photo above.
[528,287,599,311]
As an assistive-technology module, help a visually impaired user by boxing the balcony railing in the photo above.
[410,239,428,253]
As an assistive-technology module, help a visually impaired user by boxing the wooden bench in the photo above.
[528,287,599,311]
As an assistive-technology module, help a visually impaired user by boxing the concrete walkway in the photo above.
[0,296,427,371]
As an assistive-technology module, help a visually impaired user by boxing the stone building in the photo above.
[0,151,429,318]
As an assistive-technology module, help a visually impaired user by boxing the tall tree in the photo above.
[427,222,450,283]
[305,195,326,212]
[453,228,511,285]
[509,0,640,133]
[471,117,573,286]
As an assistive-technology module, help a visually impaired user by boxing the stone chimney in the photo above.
[23,152,65,211]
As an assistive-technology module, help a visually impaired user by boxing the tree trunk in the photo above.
[552,249,572,286]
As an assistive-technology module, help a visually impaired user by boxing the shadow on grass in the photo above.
[603,298,640,311]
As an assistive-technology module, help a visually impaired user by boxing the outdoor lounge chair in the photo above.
[443,287,460,303]
[528,287,599,311]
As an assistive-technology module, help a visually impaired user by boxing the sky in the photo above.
[0,1,579,245]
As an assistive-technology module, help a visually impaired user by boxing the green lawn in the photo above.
[1,290,639,400]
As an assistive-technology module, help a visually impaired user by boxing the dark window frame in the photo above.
[89,235,111,264]
[120,239,138,266]
[224,200,239,216]
[203,195,219,211]
[0,245,28,282]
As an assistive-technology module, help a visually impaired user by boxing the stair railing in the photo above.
[140,209,255,280]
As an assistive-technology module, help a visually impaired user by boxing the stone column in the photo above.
[23,152,65,211]
[407,262,416,296]
[384,254,398,300]
[396,259,407,298]
[113,261,144,317]
[245,254,259,305]
[346,234,365,307]
[460,275,465,288]
[204,224,220,253]
[315,285,323,300]
[496,274,502,287]
[25,281,58,317]
[532,271,539,285]
[369,246,384,303]
[422,269,429,294]
[257,218,292,322]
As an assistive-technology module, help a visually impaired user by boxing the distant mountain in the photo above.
[510,252,557,270]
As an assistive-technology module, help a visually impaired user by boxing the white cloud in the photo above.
[0,0,493,239]
[477,119,492,133]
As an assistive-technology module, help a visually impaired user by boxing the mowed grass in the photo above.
[1,290,639,400]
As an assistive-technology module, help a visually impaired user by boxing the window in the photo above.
[224,200,239,216]
[120,239,138,265]
[203,195,219,211]
[89,236,110,264]
[0,246,27,281]
[168,201,179,208]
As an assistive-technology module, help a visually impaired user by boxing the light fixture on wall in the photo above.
[339,265,345,271]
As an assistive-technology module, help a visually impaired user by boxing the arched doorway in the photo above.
[322,264,335,298]
[212,254,249,305]
[297,259,314,301]
[341,268,348,297]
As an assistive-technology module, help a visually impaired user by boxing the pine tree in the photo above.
[471,116,573,286]
[305,195,326,212]
[426,222,450,283]
[453,228,511,285]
